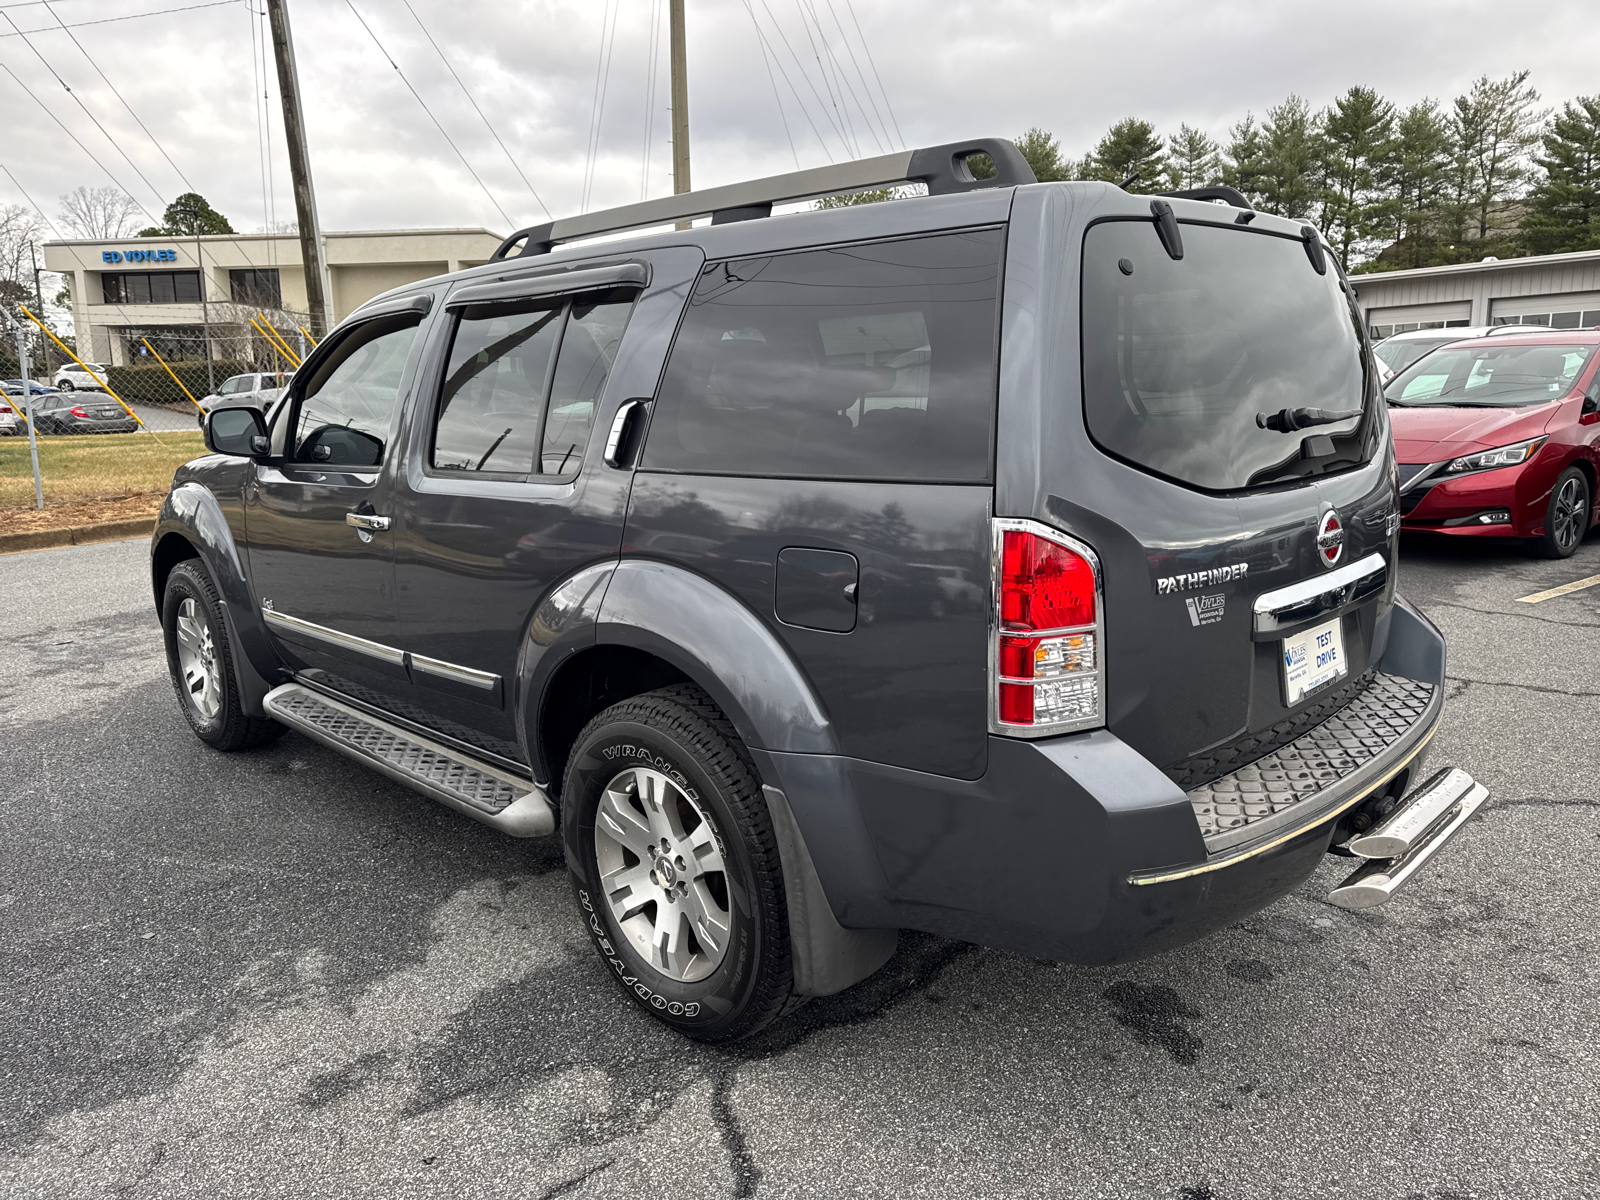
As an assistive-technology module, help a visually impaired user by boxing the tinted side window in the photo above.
[542,289,634,474]
[433,300,563,473]
[292,313,420,467]
[643,229,1003,483]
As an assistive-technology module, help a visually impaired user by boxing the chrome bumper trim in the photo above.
[1328,771,1488,909]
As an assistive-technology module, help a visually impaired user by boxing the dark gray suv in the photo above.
[152,140,1486,1040]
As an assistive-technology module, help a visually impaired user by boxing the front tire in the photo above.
[562,685,798,1042]
[161,560,284,750]
[1532,466,1590,559]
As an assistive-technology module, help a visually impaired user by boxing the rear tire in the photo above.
[562,685,799,1042]
[1532,466,1590,559]
[57,379,73,391]
[161,560,285,750]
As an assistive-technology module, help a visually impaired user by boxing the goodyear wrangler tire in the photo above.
[562,685,799,1042]
[161,560,285,751]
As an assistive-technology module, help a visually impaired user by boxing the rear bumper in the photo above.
[757,596,1470,965]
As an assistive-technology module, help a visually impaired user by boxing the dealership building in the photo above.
[42,227,504,365]
[1356,247,1600,338]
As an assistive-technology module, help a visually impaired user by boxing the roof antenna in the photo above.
[1119,173,1141,191]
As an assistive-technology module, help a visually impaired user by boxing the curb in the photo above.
[0,517,154,555]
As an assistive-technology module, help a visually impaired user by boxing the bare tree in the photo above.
[0,203,44,308]
[57,186,144,239]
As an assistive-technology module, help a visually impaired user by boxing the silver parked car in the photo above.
[195,371,294,426]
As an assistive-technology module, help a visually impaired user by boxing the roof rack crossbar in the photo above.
[490,138,1036,261]
[1160,185,1254,212]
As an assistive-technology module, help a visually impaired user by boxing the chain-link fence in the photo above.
[2,304,312,527]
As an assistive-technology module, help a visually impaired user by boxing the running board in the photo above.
[1327,768,1488,910]
[262,683,555,837]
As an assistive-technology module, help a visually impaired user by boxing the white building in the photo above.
[1354,248,1600,339]
[43,227,504,365]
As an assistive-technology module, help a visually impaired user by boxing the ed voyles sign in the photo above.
[102,248,179,264]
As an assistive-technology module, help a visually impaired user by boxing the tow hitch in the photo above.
[1328,768,1489,910]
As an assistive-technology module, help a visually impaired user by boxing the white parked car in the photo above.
[53,362,109,390]
[196,371,294,425]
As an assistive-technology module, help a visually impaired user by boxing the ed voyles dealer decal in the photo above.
[1185,593,1226,626]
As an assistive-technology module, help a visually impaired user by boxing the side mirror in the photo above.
[204,407,271,458]
[1584,381,1600,415]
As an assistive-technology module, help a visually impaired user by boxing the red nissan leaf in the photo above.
[1385,329,1600,558]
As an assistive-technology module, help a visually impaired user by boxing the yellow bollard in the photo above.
[18,306,164,442]
[140,338,205,413]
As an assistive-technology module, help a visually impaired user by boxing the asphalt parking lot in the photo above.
[1,531,1596,1199]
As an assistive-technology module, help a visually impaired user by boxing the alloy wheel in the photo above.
[1553,476,1585,553]
[592,766,732,983]
[174,598,222,722]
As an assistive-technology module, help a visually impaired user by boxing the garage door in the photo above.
[1490,291,1600,328]
[1366,301,1472,338]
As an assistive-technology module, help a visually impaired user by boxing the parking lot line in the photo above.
[1515,573,1600,604]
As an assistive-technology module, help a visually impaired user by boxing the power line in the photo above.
[843,0,902,148]
[639,0,664,199]
[247,0,270,240]
[794,0,855,156]
[756,0,847,158]
[741,0,798,169]
[0,1,240,37]
[805,0,882,154]
[747,1,834,163]
[343,0,514,230]
[400,0,550,221]
[2,11,170,212]
[0,61,163,225]
[0,160,66,239]
[41,0,198,193]
[822,0,892,151]
[580,0,620,213]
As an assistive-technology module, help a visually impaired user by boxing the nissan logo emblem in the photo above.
[1317,510,1345,568]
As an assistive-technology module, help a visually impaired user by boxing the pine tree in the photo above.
[1221,113,1269,203]
[138,193,236,238]
[1013,127,1075,182]
[1318,86,1396,263]
[1168,124,1222,190]
[1522,96,1600,254]
[1449,71,1544,243]
[1256,96,1322,219]
[1086,119,1169,193]
[1374,99,1454,269]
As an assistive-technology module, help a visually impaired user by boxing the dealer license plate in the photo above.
[1282,617,1347,705]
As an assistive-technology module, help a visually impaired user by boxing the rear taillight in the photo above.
[991,519,1105,736]
[70,406,89,418]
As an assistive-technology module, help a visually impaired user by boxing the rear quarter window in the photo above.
[642,228,1004,483]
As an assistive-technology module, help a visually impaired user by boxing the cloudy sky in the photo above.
[1,0,1595,240]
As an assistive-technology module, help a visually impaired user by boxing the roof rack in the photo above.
[489,138,1037,261]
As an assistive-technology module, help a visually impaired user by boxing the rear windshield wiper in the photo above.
[1256,406,1363,433]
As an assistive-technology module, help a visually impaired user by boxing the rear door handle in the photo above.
[345,512,392,531]
[604,398,650,468]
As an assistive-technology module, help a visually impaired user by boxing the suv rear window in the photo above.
[642,229,1003,483]
[1081,220,1374,492]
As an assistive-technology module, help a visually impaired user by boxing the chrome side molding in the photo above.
[1328,768,1488,910]
[261,607,502,690]
[410,653,498,690]
[262,608,407,666]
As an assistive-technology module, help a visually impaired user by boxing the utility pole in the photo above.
[669,0,691,226]
[193,228,215,393]
[28,244,47,374]
[266,0,334,336]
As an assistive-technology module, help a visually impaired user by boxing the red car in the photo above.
[1385,329,1600,558]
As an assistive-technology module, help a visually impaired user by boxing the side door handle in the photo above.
[604,398,650,468]
[345,512,392,531]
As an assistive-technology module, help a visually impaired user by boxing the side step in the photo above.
[1328,767,1488,910]
[263,683,556,837]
